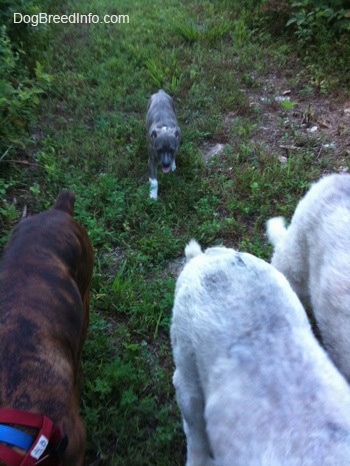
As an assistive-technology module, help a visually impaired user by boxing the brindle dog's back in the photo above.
[0,191,94,466]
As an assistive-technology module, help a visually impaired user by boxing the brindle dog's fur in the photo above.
[0,192,94,466]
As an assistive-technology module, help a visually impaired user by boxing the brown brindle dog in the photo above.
[0,192,94,466]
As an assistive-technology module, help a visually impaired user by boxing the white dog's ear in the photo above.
[151,130,157,139]
[185,240,202,262]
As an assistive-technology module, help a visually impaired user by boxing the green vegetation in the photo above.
[287,0,350,41]
[1,0,349,464]
[0,0,52,156]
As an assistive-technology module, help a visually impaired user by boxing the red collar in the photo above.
[0,409,67,466]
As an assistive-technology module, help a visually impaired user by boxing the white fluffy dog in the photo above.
[266,173,350,382]
[170,240,350,466]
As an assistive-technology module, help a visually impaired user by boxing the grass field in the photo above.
[1,0,349,464]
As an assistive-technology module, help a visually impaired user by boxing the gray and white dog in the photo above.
[146,89,181,199]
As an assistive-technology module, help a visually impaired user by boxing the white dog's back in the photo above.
[266,174,350,381]
[171,240,350,466]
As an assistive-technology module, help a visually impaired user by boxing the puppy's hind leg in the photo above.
[148,157,158,200]
[173,349,215,466]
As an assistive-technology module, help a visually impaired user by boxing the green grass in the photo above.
[1,0,349,464]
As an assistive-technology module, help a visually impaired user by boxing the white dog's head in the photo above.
[176,240,309,338]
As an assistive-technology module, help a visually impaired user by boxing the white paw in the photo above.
[149,178,158,200]
[171,161,176,171]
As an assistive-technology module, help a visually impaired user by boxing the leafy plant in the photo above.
[287,0,350,41]
[0,10,51,155]
[280,99,298,111]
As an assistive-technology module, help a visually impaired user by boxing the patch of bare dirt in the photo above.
[250,83,349,164]
[161,256,186,278]
[102,247,126,275]
[203,72,349,168]
[202,143,227,163]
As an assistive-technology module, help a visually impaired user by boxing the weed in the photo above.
[287,0,350,42]
[280,100,298,112]
[176,21,200,43]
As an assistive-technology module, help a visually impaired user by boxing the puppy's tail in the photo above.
[185,240,203,263]
[266,216,288,246]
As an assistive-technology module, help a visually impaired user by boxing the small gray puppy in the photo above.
[146,90,181,199]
